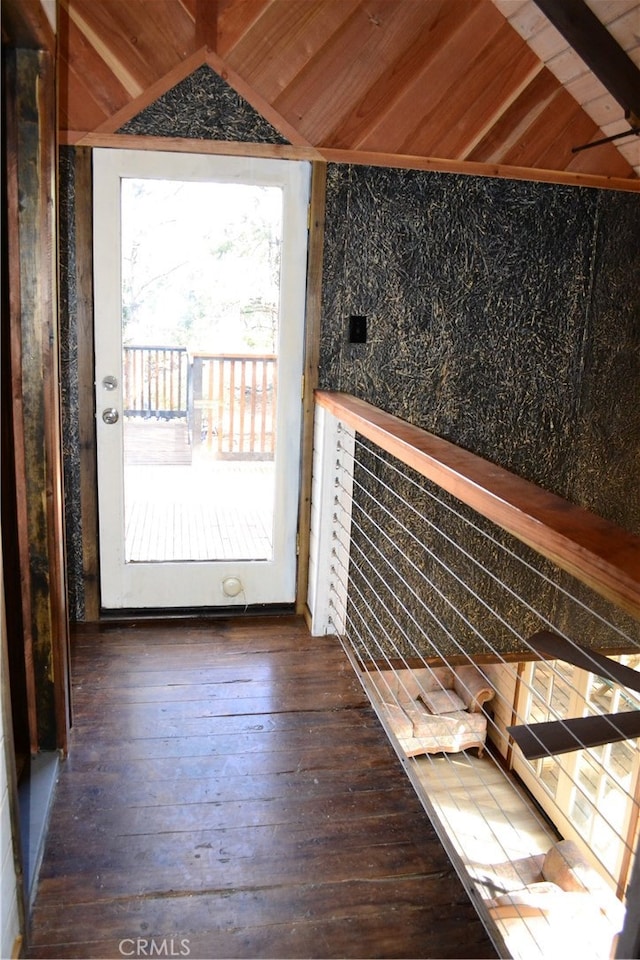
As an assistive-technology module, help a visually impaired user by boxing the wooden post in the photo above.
[5,46,70,752]
[297,162,326,616]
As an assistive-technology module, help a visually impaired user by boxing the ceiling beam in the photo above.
[508,630,640,758]
[532,0,640,127]
[526,631,640,694]
[196,0,218,52]
[508,710,640,759]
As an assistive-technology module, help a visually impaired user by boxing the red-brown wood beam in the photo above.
[196,0,218,52]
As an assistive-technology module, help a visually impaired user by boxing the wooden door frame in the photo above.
[73,151,326,619]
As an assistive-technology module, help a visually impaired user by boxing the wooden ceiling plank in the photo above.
[628,40,640,68]
[196,0,218,50]
[225,0,361,103]
[325,0,480,150]
[205,48,316,147]
[601,116,638,137]
[492,0,529,17]
[58,62,111,134]
[63,0,192,96]
[217,0,274,57]
[565,131,637,177]
[138,0,200,63]
[525,21,571,61]
[617,136,640,165]
[177,0,196,20]
[533,98,634,176]
[273,0,453,146]
[455,60,545,161]
[92,47,208,135]
[357,1,505,154]
[59,13,132,121]
[320,146,639,190]
[585,91,631,127]
[497,85,586,167]
[504,0,549,39]
[62,0,143,97]
[468,70,561,163]
[546,47,590,84]
[408,22,543,160]
[104,0,196,77]
[605,7,640,50]
[566,70,612,106]
[585,0,639,25]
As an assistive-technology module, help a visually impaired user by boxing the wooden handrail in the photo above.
[315,391,640,622]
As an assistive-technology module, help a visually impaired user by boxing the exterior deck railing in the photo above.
[123,345,188,418]
[191,353,277,460]
[122,346,277,460]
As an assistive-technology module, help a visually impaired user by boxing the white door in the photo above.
[93,149,310,609]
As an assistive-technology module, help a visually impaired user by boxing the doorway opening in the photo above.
[93,151,310,610]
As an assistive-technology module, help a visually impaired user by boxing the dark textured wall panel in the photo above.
[571,191,640,533]
[319,164,640,659]
[118,64,289,144]
[320,165,613,499]
[58,147,84,621]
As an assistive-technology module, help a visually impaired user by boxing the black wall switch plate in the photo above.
[349,315,367,344]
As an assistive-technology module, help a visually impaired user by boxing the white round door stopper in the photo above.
[222,576,243,598]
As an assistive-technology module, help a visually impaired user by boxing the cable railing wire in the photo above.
[337,452,640,767]
[328,566,562,953]
[330,549,560,852]
[345,434,639,649]
[331,502,635,876]
[324,436,638,928]
[339,438,640,752]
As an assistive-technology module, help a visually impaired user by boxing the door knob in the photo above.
[102,407,119,425]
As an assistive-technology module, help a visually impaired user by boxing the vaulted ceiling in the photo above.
[57,0,640,189]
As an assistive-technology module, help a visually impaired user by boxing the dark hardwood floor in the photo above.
[26,616,497,959]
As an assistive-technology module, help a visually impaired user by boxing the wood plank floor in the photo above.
[26,617,497,959]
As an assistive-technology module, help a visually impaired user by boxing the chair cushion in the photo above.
[419,688,467,714]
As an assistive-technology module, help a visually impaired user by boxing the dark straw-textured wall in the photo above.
[320,164,639,530]
[319,164,640,659]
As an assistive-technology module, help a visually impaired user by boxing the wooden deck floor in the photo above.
[26,617,497,959]
[123,421,274,562]
[125,462,274,562]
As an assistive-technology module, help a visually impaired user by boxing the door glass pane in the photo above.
[537,756,559,797]
[120,177,282,563]
[528,661,574,797]
[610,740,635,787]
